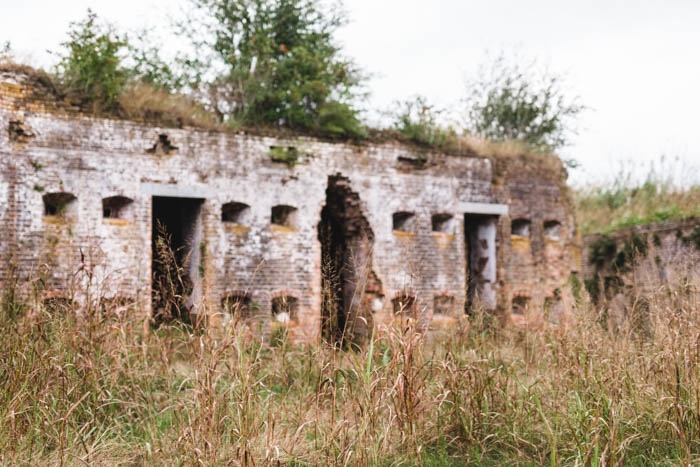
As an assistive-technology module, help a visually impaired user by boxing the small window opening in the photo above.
[272,296,298,323]
[222,202,250,224]
[271,205,297,228]
[222,293,253,319]
[102,196,133,219]
[392,293,417,316]
[431,213,454,233]
[433,295,455,315]
[512,296,530,315]
[511,218,531,237]
[43,192,76,217]
[393,211,416,232]
[544,220,561,239]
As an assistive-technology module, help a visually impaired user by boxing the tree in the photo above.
[54,10,129,113]
[127,30,181,93]
[463,52,583,152]
[179,0,365,137]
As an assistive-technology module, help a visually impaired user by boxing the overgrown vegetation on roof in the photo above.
[388,95,458,149]
[0,60,567,174]
[462,52,583,156]
[2,4,583,162]
[118,83,221,130]
[176,0,366,139]
[53,10,129,114]
[0,59,58,95]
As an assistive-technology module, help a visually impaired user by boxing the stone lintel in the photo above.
[458,202,508,216]
[140,183,212,199]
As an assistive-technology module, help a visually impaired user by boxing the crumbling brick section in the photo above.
[146,134,178,156]
[582,218,700,324]
[318,174,378,347]
[8,120,34,142]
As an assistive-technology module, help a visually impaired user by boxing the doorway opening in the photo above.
[465,214,498,312]
[151,196,204,325]
[318,175,379,347]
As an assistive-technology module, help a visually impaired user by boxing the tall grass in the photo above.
[118,83,222,130]
[1,256,699,465]
[576,161,700,235]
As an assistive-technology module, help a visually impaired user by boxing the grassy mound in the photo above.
[576,168,700,234]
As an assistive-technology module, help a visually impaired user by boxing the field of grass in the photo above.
[1,261,699,465]
[575,166,700,235]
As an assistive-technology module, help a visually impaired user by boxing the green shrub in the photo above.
[54,10,129,113]
[463,52,583,153]
[588,235,617,269]
[390,96,457,149]
[318,100,367,139]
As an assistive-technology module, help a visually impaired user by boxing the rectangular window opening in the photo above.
[393,211,416,232]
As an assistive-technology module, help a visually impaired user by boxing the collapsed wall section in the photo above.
[318,174,376,346]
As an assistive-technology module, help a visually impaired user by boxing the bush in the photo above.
[54,10,129,113]
[390,96,457,149]
[127,30,182,93]
[464,52,583,153]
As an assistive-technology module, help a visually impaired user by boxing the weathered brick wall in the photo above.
[492,156,581,325]
[579,219,699,330]
[582,218,700,298]
[0,69,579,340]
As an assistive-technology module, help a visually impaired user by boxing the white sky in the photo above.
[2,0,699,186]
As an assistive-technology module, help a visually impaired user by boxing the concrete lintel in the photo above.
[459,201,508,216]
[140,182,213,199]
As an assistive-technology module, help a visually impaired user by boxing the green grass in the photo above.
[575,171,700,235]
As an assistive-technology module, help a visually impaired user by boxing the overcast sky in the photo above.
[2,0,699,186]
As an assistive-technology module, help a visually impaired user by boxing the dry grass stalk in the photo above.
[118,83,222,130]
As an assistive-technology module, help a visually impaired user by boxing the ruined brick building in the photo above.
[0,68,580,343]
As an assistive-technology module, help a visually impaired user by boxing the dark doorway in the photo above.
[464,214,498,312]
[318,175,378,347]
[152,196,204,324]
